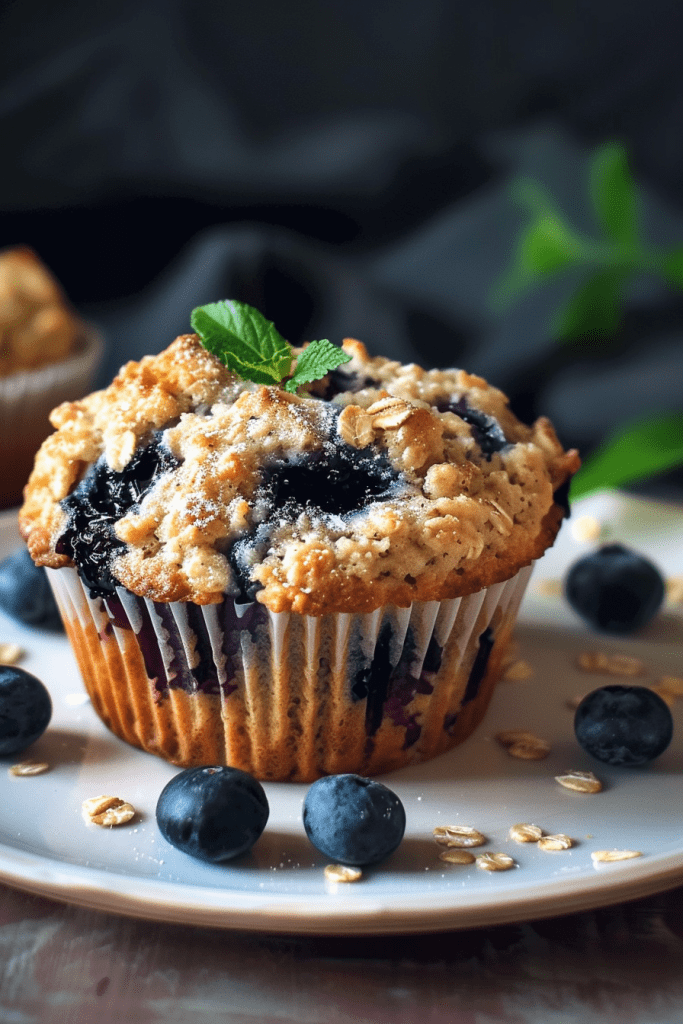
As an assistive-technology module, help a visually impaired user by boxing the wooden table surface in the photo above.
[3,880,683,1023]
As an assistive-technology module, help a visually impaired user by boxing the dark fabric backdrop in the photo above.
[2,0,682,489]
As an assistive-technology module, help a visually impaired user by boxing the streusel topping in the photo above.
[20,334,579,614]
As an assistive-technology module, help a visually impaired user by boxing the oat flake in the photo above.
[571,516,603,543]
[439,849,476,865]
[476,852,515,872]
[503,660,534,681]
[577,651,645,676]
[591,849,642,863]
[509,823,543,843]
[655,675,683,698]
[433,825,487,848]
[538,834,573,851]
[9,762,49,777]
[82,795,135,827]
[495,731,551,759]
[0,643,23,666]
[555,770,603,794]
[324,864,362,883]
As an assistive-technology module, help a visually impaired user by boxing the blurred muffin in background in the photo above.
[0,246,102,508]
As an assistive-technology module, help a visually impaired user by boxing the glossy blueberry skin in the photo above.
[156,766,269,863]
[303,774,406,866]
[574,685,673,767]
[564,543,665,634]
[0,548,63,631]
[0,665,52,756]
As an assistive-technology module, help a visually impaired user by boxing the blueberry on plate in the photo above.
[156,766,269,863]
[0,665,52,756]
[574,685,673,767]
[303,773,406,866]
[0,547,64,631]
[564,543,665,634]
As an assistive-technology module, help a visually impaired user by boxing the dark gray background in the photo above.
[2,0,682,491]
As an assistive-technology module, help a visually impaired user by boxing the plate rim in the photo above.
[2,493,683,933]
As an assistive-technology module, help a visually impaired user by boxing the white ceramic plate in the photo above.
[1,493,682,934]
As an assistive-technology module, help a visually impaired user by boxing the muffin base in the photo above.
[48,565,533,782]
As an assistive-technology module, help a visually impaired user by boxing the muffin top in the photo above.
[20,330,579,614]
[0,247,83,377]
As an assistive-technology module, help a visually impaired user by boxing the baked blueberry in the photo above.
[229,439,405,601]
[0,547,63,631]
[56,436,180,597]
[574,685,673,766]
[564,544,665,634]
[0,665,52,756]
[436,397,508,458]
[303,773,406,865]
[156,765,269,862]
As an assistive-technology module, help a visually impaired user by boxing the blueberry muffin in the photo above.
[19,328,579,780]
[0,247,102,507]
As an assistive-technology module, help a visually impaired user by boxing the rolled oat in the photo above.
[495,730,551,759]
[324,864,362,883]
[433,825,486,848]
[555,770,603,794]
[576,651,645,676]
[503,660,534,681]
[438,849,476,865]
[591,849,642,863]
[8,761,49,777]
[82,795,135,827]
[0,643,23,666]
[538,833,573,851]
[476,852,515,872]
[509,823,544,843]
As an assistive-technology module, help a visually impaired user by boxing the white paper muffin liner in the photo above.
[0,326,103,505]
[48,562,534,781]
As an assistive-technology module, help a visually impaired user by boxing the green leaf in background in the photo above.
[284,339,351,393]
[551,269,624,342]
[589,142,637,246]
[570,412,683,500]
[662,245,683,290]
[191,300,292,385]
[520,216,580,276]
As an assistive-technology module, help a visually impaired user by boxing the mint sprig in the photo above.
[190,299,350,391]
[570,412,683,500]
[283,339,350,393]
[491,142,672,343]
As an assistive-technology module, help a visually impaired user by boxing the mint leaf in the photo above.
[284,339,351,393]
[570,412,683,500]
[662,246,683,289]
[520,216,580,277]
[551,270,624,342]
[191,300,292,385]
[590,142,637,246]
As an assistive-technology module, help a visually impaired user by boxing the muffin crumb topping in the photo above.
[20,334,579,614]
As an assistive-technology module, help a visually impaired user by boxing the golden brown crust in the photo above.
[20,334,580,613]
[0,246,83,376]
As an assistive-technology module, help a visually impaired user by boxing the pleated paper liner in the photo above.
[48,563,533,782]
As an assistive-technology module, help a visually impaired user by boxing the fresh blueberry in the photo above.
[564,543,665,634]
[0,547,64,631]
[303,773,406,866]
[156,766,269,863]
[0,665,52,756]
[574,685,673,767]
